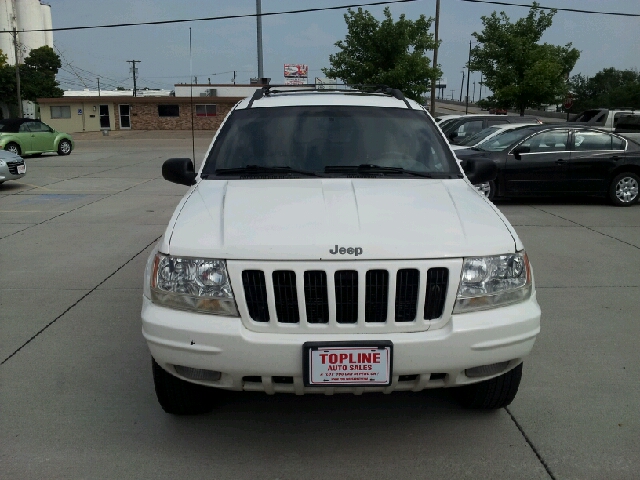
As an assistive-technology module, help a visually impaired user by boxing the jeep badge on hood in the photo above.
[329,245,363,256]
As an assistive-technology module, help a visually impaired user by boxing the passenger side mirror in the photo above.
[512,145,530,160]
[162,158,197,186]
[461,158,497,184]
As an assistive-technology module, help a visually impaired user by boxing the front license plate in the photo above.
[304,341,393,387]
[17,164,26,174]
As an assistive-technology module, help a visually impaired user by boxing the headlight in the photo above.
[146,252,239,316]
[454,252,532,313]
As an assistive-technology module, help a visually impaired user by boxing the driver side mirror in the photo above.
[512,145,530,160]
[448,132,458,142]
[461,158,497,184]
[162,158,197,186]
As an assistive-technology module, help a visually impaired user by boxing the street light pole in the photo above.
[459,71,465,102]
[12,28,22,117]
[429,0,440,116]
[479,74,483,102]
[256,0,264,80]
[472,81,476,103]
[465,40,472,114]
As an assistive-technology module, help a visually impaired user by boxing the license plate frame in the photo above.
[17,164,26,174]
[303,341,393,387]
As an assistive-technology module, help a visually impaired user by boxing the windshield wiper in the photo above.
[213,165,320,177]
[324,164,445,178]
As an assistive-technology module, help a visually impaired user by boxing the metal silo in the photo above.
[0,0,17,64]
[41,2,52,47]
[14,0,46,62]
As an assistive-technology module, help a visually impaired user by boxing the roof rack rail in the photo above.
[245,83,413,109]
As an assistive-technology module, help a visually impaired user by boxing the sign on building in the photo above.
[284,64,308,85]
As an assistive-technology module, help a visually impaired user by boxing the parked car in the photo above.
[441,114,542,145]
[434,114,462,124]
[455,124,640,205]
[489,108,508,115]
[0,118,74,156]
[450,123,540,151]
[142,87,541,415]
[571,108,640,142]
[0,149,26,184]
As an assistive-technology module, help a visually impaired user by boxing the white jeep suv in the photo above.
[142,87,541,414]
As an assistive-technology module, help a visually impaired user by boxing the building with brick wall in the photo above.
[36,96,243,133]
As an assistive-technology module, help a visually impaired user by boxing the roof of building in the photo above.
[37,96,244,104]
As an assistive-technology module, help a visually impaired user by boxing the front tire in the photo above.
[152,358,215,415]
[5,143,20,155]
[57,139,72,156]
[456,363,523,409]
[609,172,639,206]
[475,180,496,201]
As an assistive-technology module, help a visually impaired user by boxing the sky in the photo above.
[41,0,640,97]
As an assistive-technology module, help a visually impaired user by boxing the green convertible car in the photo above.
[0,118,74,156]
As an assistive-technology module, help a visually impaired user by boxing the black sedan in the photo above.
[455,125,640,206]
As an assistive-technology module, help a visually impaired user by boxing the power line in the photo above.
[459,0,640,17]
[4,0,634,35]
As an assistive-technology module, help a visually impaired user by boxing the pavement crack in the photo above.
[505,406,556,480]
[0,235,161,366]
[530,206,640,250]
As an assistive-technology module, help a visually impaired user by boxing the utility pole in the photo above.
[97,78,101,96]
[459,70,465,102]
[479,74,483,102]
[12,28,22,117]
[256,0,264,80]
[429,0,440,115]
[126,60,140,97]
[465,40,472,114]
[233,71,236,85]
[472,81,476,103]
[450,89,455,100]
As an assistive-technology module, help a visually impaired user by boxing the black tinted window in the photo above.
[158,105,180,117]
[203,106,458,175]
[574,131,625,151]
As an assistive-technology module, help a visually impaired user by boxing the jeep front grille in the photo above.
[233,260,458,333]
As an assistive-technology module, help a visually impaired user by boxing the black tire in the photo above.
[456,363,523,409]
[609,172,639,207]
[152,358,215,415]
[57,139,72,156]
[5,142,20,155]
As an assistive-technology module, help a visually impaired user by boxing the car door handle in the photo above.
[556,159,566,164]
[612,155,620,162]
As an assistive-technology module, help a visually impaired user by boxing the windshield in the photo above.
[457,126,501,146]
[202,106,459,177]
[476,127,538,152]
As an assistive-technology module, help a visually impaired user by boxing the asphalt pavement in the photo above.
[1,131,639,479]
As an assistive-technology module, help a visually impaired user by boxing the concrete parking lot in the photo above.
[1,131,638,479]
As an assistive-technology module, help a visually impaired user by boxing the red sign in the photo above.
[564,94,574,110]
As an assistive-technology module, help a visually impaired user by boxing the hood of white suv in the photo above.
[164,178,518,260]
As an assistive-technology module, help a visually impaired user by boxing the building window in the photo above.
[50,106,71,119]
[158,105,180,117]
[195,104,217,117]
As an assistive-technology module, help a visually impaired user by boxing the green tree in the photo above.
[569,68,640,112]
[0,48,7,66]
[0,49,16,109]
[21,46,63,101]
[470,3,580,115]
[322,7,440,101]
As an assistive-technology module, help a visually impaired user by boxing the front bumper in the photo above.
[0,161,26,182]
[141,294,540,394]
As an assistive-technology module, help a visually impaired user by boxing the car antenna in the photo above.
[189,27,196,166]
